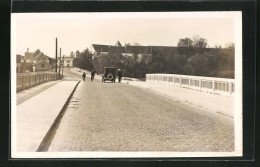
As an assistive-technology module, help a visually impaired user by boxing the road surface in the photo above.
[48,69,234,152]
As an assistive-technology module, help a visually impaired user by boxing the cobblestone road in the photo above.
[48,72,234,152]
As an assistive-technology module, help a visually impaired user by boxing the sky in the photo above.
[12,12,238,58]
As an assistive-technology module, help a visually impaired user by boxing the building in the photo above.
[32,60,52,72]
[64,57,74,68]
[18,48,53,72]
[92,41,153,64]
[16,55,22,73]
[58,56,74,68]
[24,48,33,59]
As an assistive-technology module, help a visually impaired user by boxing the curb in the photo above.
[36,80,81,152]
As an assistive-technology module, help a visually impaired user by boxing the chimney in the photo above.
[27,48,29,53]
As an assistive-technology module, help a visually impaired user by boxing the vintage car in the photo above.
[102,67,116,83]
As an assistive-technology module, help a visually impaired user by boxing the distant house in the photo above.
[16,55,22,73]
[19,48,52,72]
[92,41,181,64]
[58,56,74,68]
[24,48,33,60]
[92,41,153,64]
[32,60,51,72]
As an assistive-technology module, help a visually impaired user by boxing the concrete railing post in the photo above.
[229,82,232,94]
[22,75,24,88]
[29,75,30,87]
[189,78,191,87]
[199,79,201,90]
[179,76,182,87]
[213,80,215,92]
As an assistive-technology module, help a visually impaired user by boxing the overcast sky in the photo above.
[12,12,238,58]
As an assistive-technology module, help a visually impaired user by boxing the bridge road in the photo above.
[47,69,234,152]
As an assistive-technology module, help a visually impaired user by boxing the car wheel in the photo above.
[107,74,113,81]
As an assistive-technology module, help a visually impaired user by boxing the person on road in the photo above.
[117,69,122,83]
[91,68,96,81]
[82,72,86,81]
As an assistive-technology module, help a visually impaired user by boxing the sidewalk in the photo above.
[123,80,234,118]
[15,79,80,152]
[17,80,61,105]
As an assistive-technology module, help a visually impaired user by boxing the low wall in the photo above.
[146,74,235,96]
[17,72,60,92]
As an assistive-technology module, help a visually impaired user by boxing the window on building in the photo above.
[67,61,70,63]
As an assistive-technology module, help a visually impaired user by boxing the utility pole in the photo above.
[62,55,64,75]
[59,48,61,76]
[55,38,58,72]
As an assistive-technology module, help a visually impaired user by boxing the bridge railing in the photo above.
[146,74,235,95]
[16,72,60,92]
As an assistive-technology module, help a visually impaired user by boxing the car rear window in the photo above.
[105,68,115,72]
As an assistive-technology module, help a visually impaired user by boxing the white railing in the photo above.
[17,72,60,92]
[146,74,235,95]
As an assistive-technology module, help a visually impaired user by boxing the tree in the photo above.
[225,42,235,48]
[70,51,74,58]
[214,44,222,49]
[171,54,187,74]
[177,38,193,48]
[192,36,208,48]
[48,57,55,69]
[92,54,108,74]
[148,50,165,73]
[217,47,235,78]
[192,36,208,54]
[73,58,80,68]
[73,49,93,70]
[184,53,210,76]
[75,50,80,58]
[92,49,126,75]
[177,37,195,57]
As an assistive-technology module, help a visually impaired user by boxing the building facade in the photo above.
[16,55,22,73]
[58,56,74,68]
[92,41,153,64]
[17,48,53,72]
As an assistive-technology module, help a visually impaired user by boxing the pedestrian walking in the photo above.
[91,68,96,81]
[82,72,86,81]
[117,69,122,83]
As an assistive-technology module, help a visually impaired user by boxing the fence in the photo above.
[146,74,235,95]
[17,72,60,92]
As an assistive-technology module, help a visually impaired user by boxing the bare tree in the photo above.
[192,35,208,48]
